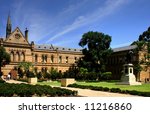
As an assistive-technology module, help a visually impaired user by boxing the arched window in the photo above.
[10,51,15,62]
[58,56,62,63]
[35,54,38,62]
[16,52,20,62]
[20,52,25,61]
[51,55,54,63]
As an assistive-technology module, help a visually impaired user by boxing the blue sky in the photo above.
[0,0,150,48]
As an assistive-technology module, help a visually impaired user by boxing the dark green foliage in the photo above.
[78,31,112,73]
[139,26,150,42]
[68,84,150,97]
[0,46,10,76]
[36,72,42,79]
[43,72,51,79]
[18,68,24,78]
[0,78,5,83]
[26,71,35,78]
[0,83,77,97]
[110,88,121,93]
[101,72,112,80]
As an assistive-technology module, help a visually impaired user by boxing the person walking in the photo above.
[7,73,11,80]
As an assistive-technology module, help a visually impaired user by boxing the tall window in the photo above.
[10,52,14,62]
[59,56,62,63]
[74,57,77,63]
[16,52,20,62]
[42,55,47,63]
[66,56,68,63]
[20,52,25,61]
[42,55,44,63]
[51,55,54,63]
[45,55,47,63]
[35,54,38,62]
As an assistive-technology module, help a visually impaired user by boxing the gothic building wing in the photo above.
[4,27,30,45]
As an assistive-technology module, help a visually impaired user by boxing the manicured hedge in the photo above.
[0,78,5,83]
[0,83,77,97]
[68,84,150,97]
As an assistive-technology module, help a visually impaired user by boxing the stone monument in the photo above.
[117,51,141,85]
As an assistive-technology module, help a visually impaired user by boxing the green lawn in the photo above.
[37,80,150,92]
[37,81,61,87]
[76,81,150,92]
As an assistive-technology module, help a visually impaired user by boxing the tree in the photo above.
[139,26,150,42]
[78,31,112,73]
[132,26,150,81]
[0,46,10,77]
[18,62,33,74]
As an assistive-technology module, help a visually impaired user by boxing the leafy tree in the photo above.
[139,27,150,42]
[78,31,112,73]
[18,62,33,75]
[132,26,150,81]
[0,46,10,77]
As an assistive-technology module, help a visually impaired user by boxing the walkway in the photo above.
[5,80,140,97]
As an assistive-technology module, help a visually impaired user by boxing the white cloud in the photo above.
[46,0,128,43]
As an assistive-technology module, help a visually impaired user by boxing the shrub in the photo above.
[68,83,150,97]
[26,71,35,78]
[0,78,5,83]
[0,83,77,97]
[101,72,112,80]
[36,72,42,79]
[110,88,121,93]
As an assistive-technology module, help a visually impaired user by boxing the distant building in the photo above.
[106,44,150,82]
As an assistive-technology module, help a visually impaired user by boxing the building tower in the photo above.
[6,14,12,38]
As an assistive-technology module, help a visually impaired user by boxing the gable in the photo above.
[5,27,29,45]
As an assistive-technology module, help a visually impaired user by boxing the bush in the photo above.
[0,83,77,97]
[68,83,150,97]
[0,78,5,83]
[101,72,112,80]
[110,88,121,93]
[26,71,35,78]
[36,72,42,79]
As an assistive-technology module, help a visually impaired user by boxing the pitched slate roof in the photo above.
[113,45,137,52]
[35,44,82,52]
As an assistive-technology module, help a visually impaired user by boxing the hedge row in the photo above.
[0,83,77,97]
[68,84,150,97]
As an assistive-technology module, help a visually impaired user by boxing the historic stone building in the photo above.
[0,15,82,78]
[106,44,150,82]
[0,15,150,82]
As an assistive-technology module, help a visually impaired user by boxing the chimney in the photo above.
[25,28,28,41]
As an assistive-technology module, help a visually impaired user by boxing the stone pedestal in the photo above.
[61,78,75,87]
[117,64,141,85]
[28,77,37,85]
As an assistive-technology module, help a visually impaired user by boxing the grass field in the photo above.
[37,80,150,92]
[37,81,61,87]
[76,81,150,92]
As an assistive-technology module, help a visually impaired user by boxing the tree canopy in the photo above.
[0,46,10,76]
[139,26,150,42]
[77,31,112,72]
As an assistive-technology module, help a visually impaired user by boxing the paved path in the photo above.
[61,87,139,97]
[5,80,140,97]
[5,79,27,84]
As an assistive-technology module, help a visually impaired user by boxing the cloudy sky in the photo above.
[0,0,150,48]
